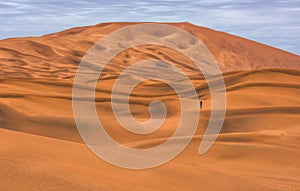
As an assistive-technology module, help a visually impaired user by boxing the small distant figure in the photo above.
[200,100,203,109]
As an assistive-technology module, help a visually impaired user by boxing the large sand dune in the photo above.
[0,22,299,190]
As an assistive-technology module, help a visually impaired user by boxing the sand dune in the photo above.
[0,22,299,190]
[1,22,300,80]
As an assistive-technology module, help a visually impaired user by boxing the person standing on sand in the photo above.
[200,100,203,109]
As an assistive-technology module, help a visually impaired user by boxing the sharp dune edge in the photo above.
[0,22,299,190]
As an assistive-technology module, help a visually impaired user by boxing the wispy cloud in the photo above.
[0,0,299,55]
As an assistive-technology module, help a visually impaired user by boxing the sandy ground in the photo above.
[0,22,299,190]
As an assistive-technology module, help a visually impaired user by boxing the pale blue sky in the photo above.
[1,0,299,55]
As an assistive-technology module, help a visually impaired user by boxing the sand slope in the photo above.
[0,22,299,190]
[0,22,299,80]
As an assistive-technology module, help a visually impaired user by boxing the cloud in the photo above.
[0,0,299,55]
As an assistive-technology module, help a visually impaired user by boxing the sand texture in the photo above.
[0,22,299,191]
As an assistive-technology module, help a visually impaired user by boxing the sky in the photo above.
[1,0,299,55]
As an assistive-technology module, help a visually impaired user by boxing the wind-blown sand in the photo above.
[0,22,299,190]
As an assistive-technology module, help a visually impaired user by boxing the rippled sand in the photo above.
[0,22,299,190]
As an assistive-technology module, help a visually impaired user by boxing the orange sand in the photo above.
[0,22,299,190]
